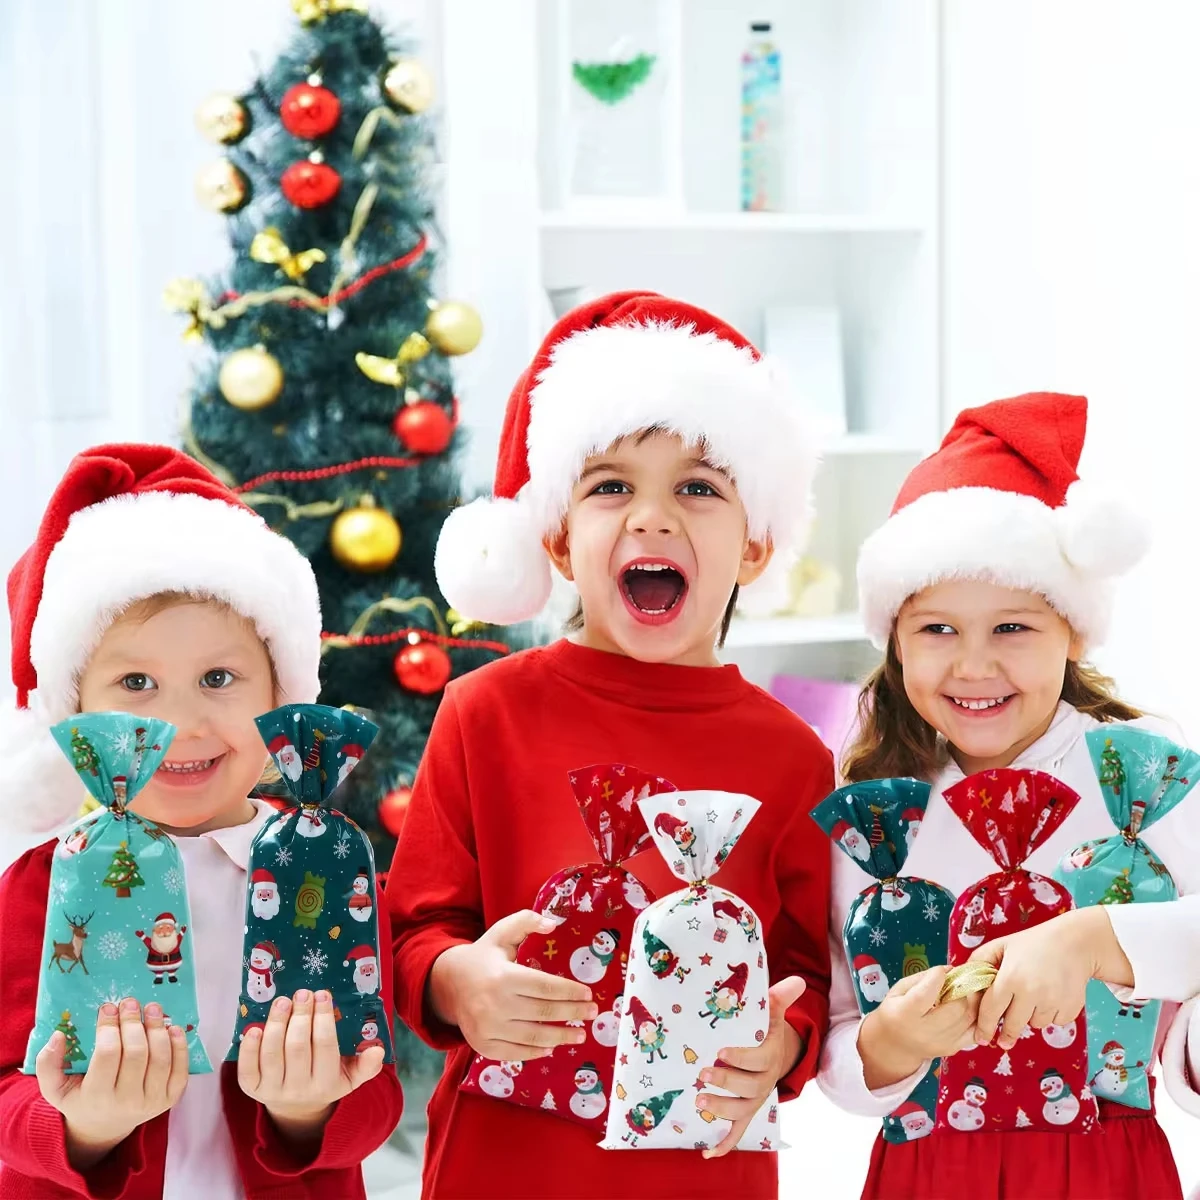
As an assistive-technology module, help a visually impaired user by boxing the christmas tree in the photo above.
[1098,739,1126,796]
[70,729,101,778]
[1099,866,1134,906]
[103,841,144,898]
[1015,1107,1032,1128]
[989,904,1006,925]
[994,1051,1012,1076]
[55,1011,84,1065]
[541,1089,557,1111]
[167,4,527,1092]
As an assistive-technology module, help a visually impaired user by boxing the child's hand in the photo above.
[35,998,189,1170]
[695,977,805,1159]
[858,966,980,1090]
[237,989,383,1142]
[428,910,598,1060]
[969,907,1129,1050]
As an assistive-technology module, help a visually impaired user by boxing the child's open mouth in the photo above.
[156,755,225,787]
[620,559,688,626]
[946,695,1015,717]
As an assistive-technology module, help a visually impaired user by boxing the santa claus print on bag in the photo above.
[461,763,672,1128]
[134,913,187,984]
[249,868,280,921]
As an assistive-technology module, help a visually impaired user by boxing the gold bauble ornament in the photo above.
[218,346,284,410]
[383,58,435,114]
[330,500,402,572]
[425,301,483,356]
[195,159,249,212]
[194,93,249,144]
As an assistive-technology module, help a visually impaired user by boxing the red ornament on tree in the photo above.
[281,155,341,209]
[393,640,452,694]
[393,400,454,455]
[378,786,412,838]
[280,80,342,139]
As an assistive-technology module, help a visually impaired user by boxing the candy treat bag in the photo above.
[22,713,211,1075]
[1053,727,1200,1109]
[935,769,1099,1134]
[228,703,392,1062]
[811,779,954,1143]
[602,791,781,1153]
[461,763,673,1127]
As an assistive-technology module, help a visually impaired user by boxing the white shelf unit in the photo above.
[442,0,942,691]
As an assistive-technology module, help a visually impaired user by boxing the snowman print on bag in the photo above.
[479,1060,523,1099]
[1040,1068,1082,1125]
[592,994,623,1047]
[946,1077,988,1131]
[569,929,620,984]
[569,1062,607,1121]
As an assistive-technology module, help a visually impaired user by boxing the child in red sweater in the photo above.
[389,292,833,1198]
[0,445,401,1198]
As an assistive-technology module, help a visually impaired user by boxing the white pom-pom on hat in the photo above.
[434,496,552,627]
[1057,480,1151,578]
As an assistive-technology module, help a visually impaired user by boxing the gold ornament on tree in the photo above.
[163,278,213,343]
[330,498,402,572]
[382,58,435,114]
[194,93,249,144]
[355,331,431,387]
[292,0,366,22]
[250,228,327,283]
[218,346,284,410]
[194,160,249,213]
[425,301,482,356]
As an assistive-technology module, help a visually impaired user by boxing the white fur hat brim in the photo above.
[857,481,1149,649]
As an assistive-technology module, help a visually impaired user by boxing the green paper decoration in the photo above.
[572,53,656,105]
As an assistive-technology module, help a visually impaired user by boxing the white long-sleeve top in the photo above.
[817,702,1200,1119]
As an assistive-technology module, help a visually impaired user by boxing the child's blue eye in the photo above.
[201,669,236,690]
[679,480,718,497]
[121,673,156,693]
[591,480,630,495]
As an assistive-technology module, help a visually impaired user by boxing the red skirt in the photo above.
[860,1098,1182,1200]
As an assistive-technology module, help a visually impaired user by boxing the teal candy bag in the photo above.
[22,713,211,1075]
[1052,726,1200,1109]
[228,704,393,1062]
[812,779,954,1144]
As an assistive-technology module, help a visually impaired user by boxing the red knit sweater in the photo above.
[0,842,403,1199]
[388,640,833,1199]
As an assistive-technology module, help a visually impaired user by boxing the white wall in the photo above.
[945,1,1200,1185]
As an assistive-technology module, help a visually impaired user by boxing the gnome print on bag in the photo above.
[644,928,690,983]
[622,1090,684,1145]
[653,813,696,859]
[135,914,187,985]
[628,996,668,1062]
[698,962,748,1028]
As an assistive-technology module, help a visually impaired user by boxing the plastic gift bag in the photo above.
[935,769,1099,1134]
[228,704,392,1062]
[602,791,780,1153]
[23,713,210,1075]
[811,779,954,1143]
[461,763,673,1127]
[1053,727,1200,1108]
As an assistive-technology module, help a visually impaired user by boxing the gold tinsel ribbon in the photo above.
[250,228,327,283]
[163,278,214,343]
[938,961,998,1004]
[292,0,366,22]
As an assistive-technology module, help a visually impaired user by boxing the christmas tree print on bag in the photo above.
[22,713,211,1076]
[811,779,953,1143]
[1053,727,1200,1109]
[602,791,781,1152]
[934,769,1099,1134]
[227,704,392,1062]
[460,764,673,1127]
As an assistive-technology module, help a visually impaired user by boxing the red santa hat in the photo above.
[433,291,817,625]
[253,940,280,962]
[153,912,177,926]
[851,954,879,976]
[857,393,1148,650]
[717,962,749,1000]
[627,996,655,1029]
[251,868,276,887]
[900,808,924,823]
[266,734,295,757]
[892,1100,928,1121]
[1101,1040,1123,1056]
[3,444,321,830]
[830,820,857,842]
[343,944,377,968]
[653,812,688,839]
[342,743,365,760]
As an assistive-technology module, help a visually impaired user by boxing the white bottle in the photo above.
[740,21,783,212]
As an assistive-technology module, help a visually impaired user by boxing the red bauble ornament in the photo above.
[280,82,342,139]
[378,786,412,838]
[393,641,452,694]
[281,157,341,209]
[393,400,454,455]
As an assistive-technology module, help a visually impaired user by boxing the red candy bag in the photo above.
[935,768,1100,1135]
[460,764,674,1127]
